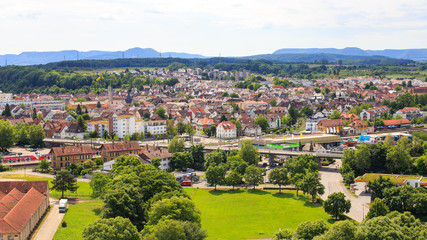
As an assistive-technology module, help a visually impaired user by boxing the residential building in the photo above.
[100,142,142,162]
[0,181,49,240]
[394,107,421,120]
[0,91,13,102]
[87,120,109,136]
[111,115,136,139]
[216,121,236,139]
[360,106,390,121]
[50,146,93,169]
[139,145,172,171]
[317,119,344,135]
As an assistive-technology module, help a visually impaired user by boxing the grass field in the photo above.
[53,201,103,240]
[0,174,93,200]
[185,188,333,240]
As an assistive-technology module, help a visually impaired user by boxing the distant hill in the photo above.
[240,53,414,65]
[273,47,427,61]
[0,47,206,66]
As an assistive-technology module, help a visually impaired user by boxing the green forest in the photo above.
[0,59,426,93]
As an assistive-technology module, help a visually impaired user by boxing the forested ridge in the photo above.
[0,59,426,93]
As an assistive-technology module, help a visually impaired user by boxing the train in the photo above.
[0,149,102,165]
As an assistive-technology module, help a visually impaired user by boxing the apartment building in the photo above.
[50,146,93,169]
[111,115,136,139]
[100,142,142,162]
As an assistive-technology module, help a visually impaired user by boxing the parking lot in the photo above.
[1,146,50,158]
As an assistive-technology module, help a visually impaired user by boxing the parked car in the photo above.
[180,180,192,186]
[28,148,37,152]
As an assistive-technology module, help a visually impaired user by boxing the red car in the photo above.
[180,180,192,186]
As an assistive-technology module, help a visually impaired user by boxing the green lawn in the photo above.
[185,188,333,240]
[0,174,93,200]
[54,201,103,240]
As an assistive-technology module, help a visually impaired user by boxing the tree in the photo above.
[238,140,259,165]
[102,130,109,139]
[386,145,411,173]
[39,159,50,172]
[14,123,29,145]
[2,104,11,117]
[156,107,167,119]
[230,93,239,98]
[272,228,293,240]
[185,123,195,143]
[0,120,15,151]
[168,136,185,153]
[76,104,82,115]
[89,130,98,138]
[269,99,277,107]
[269,168,290,193]
[244,165,264,190]
[151,158,161,168]
[255,116,269,132]
[204,150,226,169]
[301,171,325,202]
[83,217,141,240]
[288,105,299,122]
[28,124,44,147]
[77,115,86,131]
[220,115,227,122]
[170,152,192,170]
[383,135,395,147]
[323,192,351,219]
[206,165,225,190]
[330,110,341,119]
[314,220,357,240]
[176,122,187,135]
[32,108,37,120]
[293,220,329,240]
[147,196,201,226]
[368,176,394,199]
[299,105,314,118]
[189,144,205,170]
[90,172,109,198]
[382,185,415,212]
[97,101,101,108]
[225,170,242,190]
[366,198,389,219]
[142,219,207,240]
[51,170,79,199]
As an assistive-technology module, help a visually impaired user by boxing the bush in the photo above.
[62,220,67,228]
[0,164,12,172]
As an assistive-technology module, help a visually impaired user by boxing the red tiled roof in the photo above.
[101,142,141,152]
[218,121,236,130]
[383,119,411,126]
[50,146,93,157]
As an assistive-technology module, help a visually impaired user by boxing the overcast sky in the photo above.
[1,0,427,56]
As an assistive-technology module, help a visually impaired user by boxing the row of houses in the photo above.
[50,142,172,170]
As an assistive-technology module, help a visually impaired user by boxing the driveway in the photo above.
[319,159,370,222]
[33,198,65,240]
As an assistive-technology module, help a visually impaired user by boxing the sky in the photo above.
[1,0,427,56]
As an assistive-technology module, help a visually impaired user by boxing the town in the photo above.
[0,63,427,239]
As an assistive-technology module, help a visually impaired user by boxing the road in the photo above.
[33,199,64,240]
[319,159,370,222]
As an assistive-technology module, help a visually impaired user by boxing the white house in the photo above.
[216,121,237,139]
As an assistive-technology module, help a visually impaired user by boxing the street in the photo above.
[319,159,370,222]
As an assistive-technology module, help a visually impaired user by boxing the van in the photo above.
[59,199,68,213]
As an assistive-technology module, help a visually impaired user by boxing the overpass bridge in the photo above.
[43,138,343,159]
